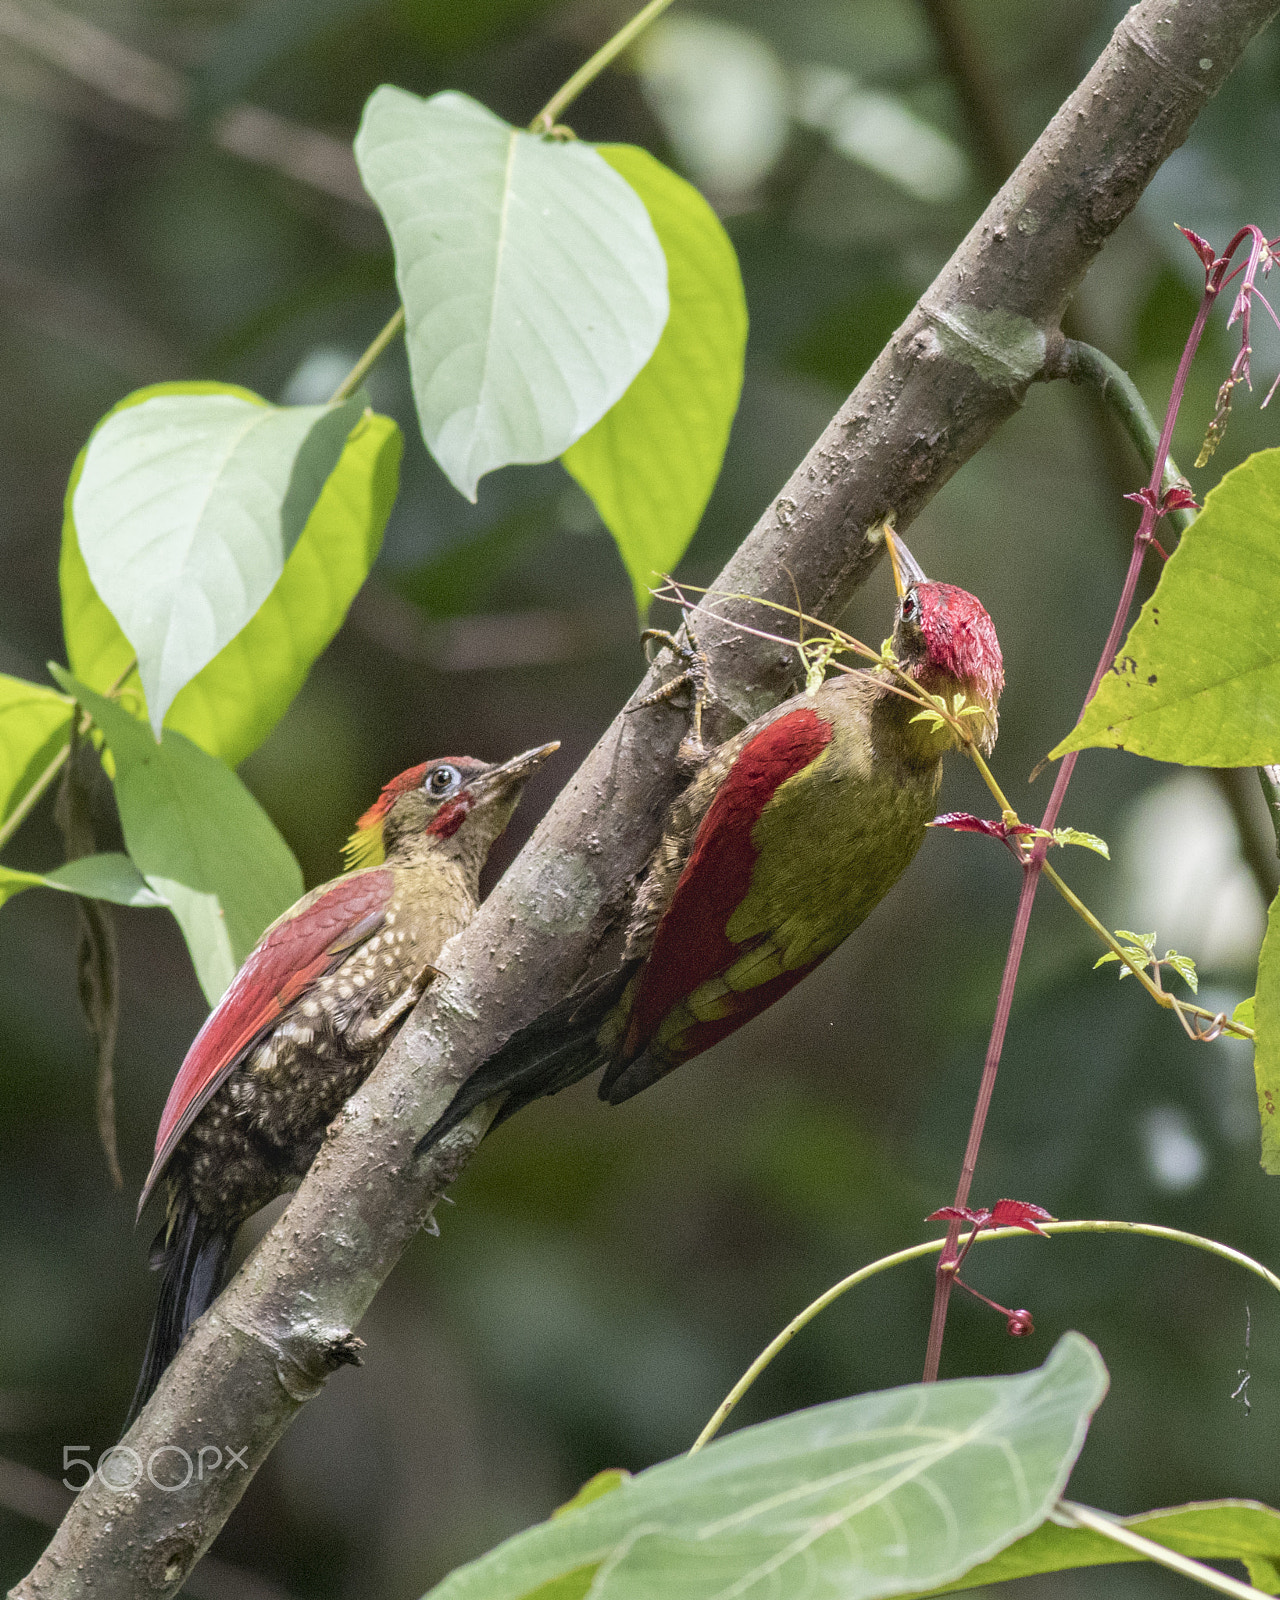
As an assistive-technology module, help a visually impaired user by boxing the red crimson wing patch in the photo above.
[625,707,832,1058]
[138,867,394,1216]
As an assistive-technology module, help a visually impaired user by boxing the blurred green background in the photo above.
[3,1,1280,1596]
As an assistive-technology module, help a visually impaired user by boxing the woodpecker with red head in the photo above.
[420,531,1002,1143]
[129,742,557,1421]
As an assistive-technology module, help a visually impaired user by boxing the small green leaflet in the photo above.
[354,88,668,500]
[1094,931,1198,993]
[61,382,401,767]
[1162,951,1200,993]
[50,670,302,1006]
[419,1334,1108,1600]
[1051,827,1110,860]
[562,144,747,618]
[1052,448,1280,765]
[72,385,367,735]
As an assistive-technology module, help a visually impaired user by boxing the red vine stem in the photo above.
[922,228,1271,1382]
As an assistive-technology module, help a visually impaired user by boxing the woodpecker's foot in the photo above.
[630,614,713,771]
[347,960,442,1048]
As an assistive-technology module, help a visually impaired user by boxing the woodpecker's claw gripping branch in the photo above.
[631,612,715,769]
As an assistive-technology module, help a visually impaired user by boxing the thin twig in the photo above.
[1056,1501,1275,1600]
[691,1220,1280,1452]
[924,236,1257,1383]
[1060,340,1195,531]
[532,0,678,130]
[327,306,403,403]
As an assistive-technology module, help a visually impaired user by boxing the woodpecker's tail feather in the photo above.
[415,966,635,1154]
[126,1201,232,1427]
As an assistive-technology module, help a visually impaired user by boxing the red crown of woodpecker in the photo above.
[886,526,1003,753]
[913,582,1005,716]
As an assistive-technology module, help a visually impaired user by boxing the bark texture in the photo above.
[14,1,1279,1593]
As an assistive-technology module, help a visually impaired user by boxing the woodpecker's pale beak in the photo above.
[473,742,560,801]
[885,527,929,598]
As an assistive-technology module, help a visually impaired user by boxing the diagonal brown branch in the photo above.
[13,1,1279,1593]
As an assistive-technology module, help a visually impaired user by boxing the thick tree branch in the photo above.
[15,1,1279,1594]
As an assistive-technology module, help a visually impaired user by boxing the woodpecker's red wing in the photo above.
[138,867,395,1216]
[624,708,833,1060]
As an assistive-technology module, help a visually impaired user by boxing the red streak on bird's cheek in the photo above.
[427,794,474,839]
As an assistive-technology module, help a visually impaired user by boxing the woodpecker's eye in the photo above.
[900,590,920,624]
[426,764,461,798]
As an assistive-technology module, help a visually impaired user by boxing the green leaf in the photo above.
[562,145,746,617]
[1093,947,1149,981]
[50,670,302,1005]
[1051,827,1110,860]
[1163,950,1199,994]
[420,1333,1108,1600]
[62,383,401,766]
[1236,995,1256,1029]
[353,88,668,500]
[899,1500,1280,1598]
[1255,888,1280,1174]
[0,854,168,911]
[0,674,74,829]
[71,384,367,735]
[1051,449,1280,764]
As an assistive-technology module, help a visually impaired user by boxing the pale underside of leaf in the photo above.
[62,393,401,767]
[355,88,668,499]
[421,1334,1107,1600]
[72,390,362,733]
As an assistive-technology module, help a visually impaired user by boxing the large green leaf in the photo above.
[421,1333,1107,1600]
[1052,449,1280,765]
[903,1499,1280,1597]
[353,88,668,500]
[562,145,747,617]
[50,671,303,1005]
[0,674,73,829]
[0,854,168,912]
[71,384,366,735]
[1255,888,1280,1174]
[62,383,401,767]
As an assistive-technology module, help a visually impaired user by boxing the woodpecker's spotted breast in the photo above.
[128,742,558,1423]
[160,872,455,1230]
